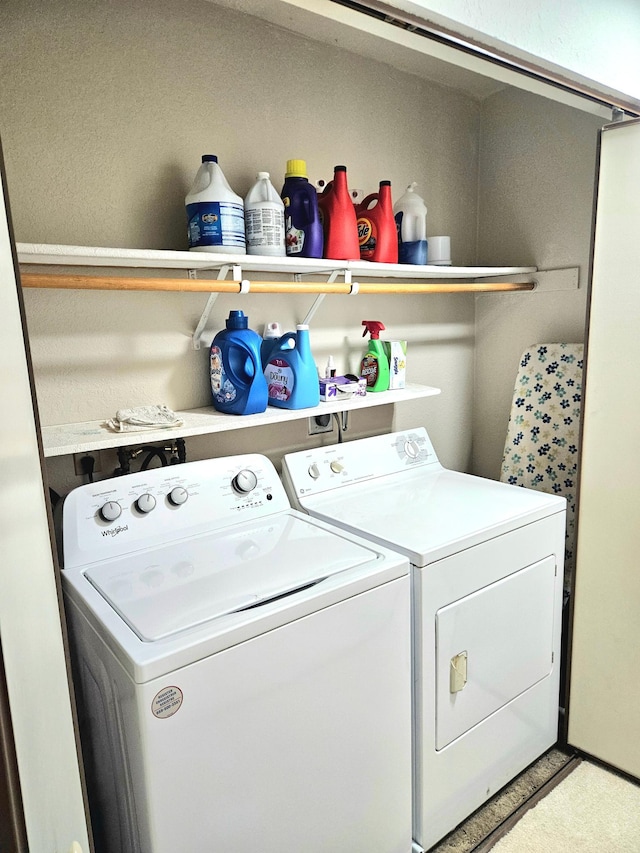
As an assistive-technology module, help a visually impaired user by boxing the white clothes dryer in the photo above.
[282,428,566,852]
[62,453,412,853]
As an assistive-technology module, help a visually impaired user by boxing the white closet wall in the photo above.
[473,87,601,478]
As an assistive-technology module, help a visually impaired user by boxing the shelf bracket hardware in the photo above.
[342,269,360,294]
[302,293,326,326]
[192,264,232,350]
[302,269,342,325]
[302,269,359,325]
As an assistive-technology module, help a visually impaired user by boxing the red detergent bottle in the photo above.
[317,165,360,260]
[355,180,398,263]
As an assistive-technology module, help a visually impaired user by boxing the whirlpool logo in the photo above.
[101,525,129,538]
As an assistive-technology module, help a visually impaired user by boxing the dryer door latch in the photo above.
[450,651,468,693]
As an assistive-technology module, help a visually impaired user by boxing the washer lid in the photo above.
[84,512,378,641]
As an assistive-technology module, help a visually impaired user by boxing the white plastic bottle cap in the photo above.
[257,171,270,180]
[263,321,282,339]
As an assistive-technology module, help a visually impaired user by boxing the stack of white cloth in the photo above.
[106,405,184,433]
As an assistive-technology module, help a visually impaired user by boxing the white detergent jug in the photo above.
[244,171,286,256]
[186,155,245,254]
[393,182,428,265]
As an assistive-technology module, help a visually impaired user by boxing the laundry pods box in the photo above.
[319,375,367,401]
[383,341,407,389]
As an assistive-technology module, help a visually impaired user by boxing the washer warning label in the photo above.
[151,686,183,719]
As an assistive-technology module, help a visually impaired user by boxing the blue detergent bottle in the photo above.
[210,311,268,415]
[264,324,320,409]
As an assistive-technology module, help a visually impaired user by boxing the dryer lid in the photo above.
[84,512,379,641]
[301,467,565,566]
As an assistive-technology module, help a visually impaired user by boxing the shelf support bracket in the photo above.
[302,269,358,325]
[192,264,237,350]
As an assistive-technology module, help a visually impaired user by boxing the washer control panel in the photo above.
[63,454,290,568]
[282,427,440,499]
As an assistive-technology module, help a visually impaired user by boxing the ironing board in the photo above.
[501,343,583,587]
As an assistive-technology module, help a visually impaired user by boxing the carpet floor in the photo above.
[431,749,573,852]
[489,760,640,852]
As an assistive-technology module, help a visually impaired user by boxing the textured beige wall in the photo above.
[0,0,602,496]
[472,87,602,479]
[0,0,480,493]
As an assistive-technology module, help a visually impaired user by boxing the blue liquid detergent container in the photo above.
[264,324,320,409]
[210,311,268,415]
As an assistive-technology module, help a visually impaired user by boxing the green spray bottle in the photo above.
[360,320,390,392]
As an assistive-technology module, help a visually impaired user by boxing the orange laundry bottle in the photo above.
[355,180,398,263]
[317,165,360,260]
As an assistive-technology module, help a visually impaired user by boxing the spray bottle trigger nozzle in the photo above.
[362,320,386,339]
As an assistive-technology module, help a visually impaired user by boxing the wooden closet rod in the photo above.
[20,272,535,295]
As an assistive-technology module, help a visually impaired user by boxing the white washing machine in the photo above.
[61,453,412,853]
[282,428,566,852]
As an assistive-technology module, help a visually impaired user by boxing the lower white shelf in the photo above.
[40,383,441,457]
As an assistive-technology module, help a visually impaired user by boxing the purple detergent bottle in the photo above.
[280,159,324,259]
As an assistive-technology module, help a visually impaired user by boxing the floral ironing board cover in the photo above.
[501,343,584,587]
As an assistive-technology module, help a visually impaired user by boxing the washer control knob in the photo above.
[135,493,156,514]
[308,463,320,480]
[99,501,122,523]
[232,469,258,494]
[330,460,344,474]
[167,486,189,506]
[405,439,420,459]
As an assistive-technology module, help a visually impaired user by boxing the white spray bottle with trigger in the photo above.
[244,172,286,256]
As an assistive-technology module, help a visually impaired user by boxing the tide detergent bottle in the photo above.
[264,324,320,409]
[317,165,360,260]
[280,160,324,258]
[360,320,390,392]
[210,310,268,415]
[355,181,398,263]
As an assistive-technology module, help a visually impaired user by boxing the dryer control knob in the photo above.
[308,463,320,480]
[99,501,122,523]
[330,460,344,474]
[232,469,258,494]
[405,439,420,458]
[168,486,189,506]
[135,493,156,514]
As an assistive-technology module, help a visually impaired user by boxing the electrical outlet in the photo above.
[308,414,334,436]
[73,450,103,476]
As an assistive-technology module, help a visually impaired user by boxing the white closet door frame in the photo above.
[568,118,640,777]
[0,148,90,851]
